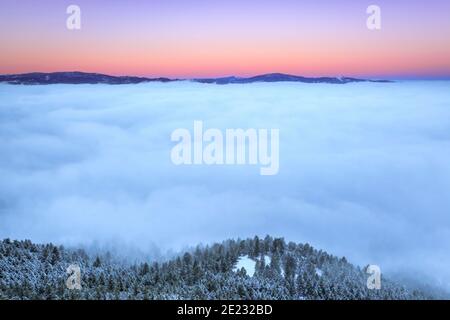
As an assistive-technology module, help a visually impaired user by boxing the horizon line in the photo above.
[2,70,450,81]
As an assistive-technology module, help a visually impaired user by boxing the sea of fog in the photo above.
[0,81,449,290]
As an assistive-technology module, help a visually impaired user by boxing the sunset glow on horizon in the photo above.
[1,0,450,79]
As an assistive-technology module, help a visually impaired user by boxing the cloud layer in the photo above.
[1,81,450,289]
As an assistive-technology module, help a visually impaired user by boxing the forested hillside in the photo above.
[0,236,432,300]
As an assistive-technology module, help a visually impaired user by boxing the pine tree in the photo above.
[50,246,60,265]
[93,256,101,268]
[284,254,297,281]
[270,252,282,276]
[141,262,150,276]
[252,236,260,258]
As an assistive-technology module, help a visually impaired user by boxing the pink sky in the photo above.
[1,0,449,78]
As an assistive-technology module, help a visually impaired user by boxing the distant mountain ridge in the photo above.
[194,73,392,84]
[0,72,173,85]
[0,71,392,85]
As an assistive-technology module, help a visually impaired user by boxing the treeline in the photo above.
[0,236,431,300]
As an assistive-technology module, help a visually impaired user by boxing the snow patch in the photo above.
[315,268,323,277]
[233,255,256,277]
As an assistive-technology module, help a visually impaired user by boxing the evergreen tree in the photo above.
[50,246,60,265]
[93,256,102,268]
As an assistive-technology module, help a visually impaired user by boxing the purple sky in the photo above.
[0,0,449,78]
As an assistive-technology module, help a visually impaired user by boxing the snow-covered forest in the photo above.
[0,236,433,300]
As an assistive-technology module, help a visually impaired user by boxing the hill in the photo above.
[0,236,432,300]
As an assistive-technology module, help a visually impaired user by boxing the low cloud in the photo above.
[0,81,449,290]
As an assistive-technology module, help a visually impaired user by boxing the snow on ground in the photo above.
[233,255,256,277]
[315,268,323,277]
[232,255,272,277]
[263,255,271,266]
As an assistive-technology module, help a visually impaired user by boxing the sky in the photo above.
[0,0,450,78]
